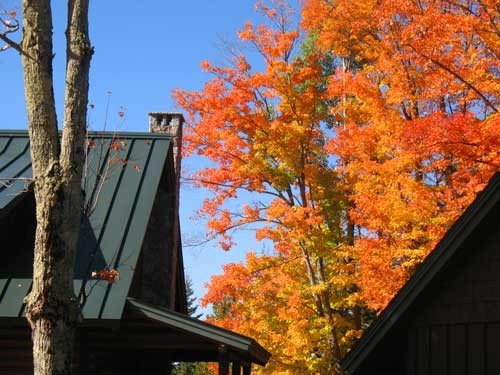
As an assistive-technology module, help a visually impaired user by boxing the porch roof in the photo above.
[125,298,271,366]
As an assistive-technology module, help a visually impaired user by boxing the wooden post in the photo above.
[243,363,252,375]
[219,345,229,375]
[232,361,241,375]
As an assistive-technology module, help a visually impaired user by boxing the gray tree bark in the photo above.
[20,0,92,374]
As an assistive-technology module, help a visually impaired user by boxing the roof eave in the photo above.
[343,173,500,374]
[126,297,271,366]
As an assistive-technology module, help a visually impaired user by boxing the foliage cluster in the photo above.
[175,1,499,373]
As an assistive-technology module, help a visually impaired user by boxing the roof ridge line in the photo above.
[0,130,174,139]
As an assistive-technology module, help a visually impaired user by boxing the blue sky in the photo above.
[0,0,274,313]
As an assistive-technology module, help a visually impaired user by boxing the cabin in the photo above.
[0,113,270,375]
[342,173,500,375]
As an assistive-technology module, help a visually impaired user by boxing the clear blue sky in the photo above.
[0,0,273,314]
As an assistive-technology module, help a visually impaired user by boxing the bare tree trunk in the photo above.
[21,0,92,374]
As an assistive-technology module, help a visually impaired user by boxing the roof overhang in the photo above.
[126,298,271,366]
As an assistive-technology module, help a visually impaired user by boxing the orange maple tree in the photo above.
[175,2,366,373]
[303,0,500,310]
[175,0,499,373]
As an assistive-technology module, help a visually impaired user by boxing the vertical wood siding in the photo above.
[404,213,500,375]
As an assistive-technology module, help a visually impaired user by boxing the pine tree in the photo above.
[171,277,213,375]
[186,277,203,319]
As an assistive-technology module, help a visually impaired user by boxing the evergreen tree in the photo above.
[171,277,213,375]
[186,277,203,319]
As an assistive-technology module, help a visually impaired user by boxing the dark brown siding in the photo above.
[406,322,500,375]
[0,325,32,375]
[403,208,500,375]
[352,200,500,375]
[415,219,500,327]
[0,324,174,375]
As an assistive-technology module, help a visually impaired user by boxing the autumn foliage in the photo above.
[175,0,499,373]
[303,0,499,310]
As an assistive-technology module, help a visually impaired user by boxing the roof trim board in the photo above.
[342,173,500,373]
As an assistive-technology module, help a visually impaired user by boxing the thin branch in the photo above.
[0,13,22,54]
[0,32,21,53]
[250,255,302,275]
[182,221,260,248]
[0,15,18,30]
[407,44,498,113]
[0,177,33,181]
[0,178,32,191]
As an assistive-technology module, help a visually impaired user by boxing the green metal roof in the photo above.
[126,298,271,366]
[0,130,173,320]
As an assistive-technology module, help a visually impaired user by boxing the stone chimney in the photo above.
[147,112,185,310]
[149,112,184,180]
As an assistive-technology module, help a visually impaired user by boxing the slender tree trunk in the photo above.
[299,242,344,374]
[21,0,92,374]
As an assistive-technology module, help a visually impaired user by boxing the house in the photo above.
[342,173,500,375]
[0,113,270,375]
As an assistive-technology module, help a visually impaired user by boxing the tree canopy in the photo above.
[175,0,499,373]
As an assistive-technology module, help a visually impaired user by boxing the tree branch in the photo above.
[250,255,302,275]
[0,32,22,53]
[0,13,22,53]
[407,43,498,113]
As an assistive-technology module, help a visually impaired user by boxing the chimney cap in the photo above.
[148,112,185,122]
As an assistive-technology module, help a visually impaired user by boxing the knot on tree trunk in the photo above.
[34,161,62,184]
[25,291,79,324]
[25,291,79,329]
[33,163,67,208]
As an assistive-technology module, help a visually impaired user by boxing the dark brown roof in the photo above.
[342,173,500,374]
